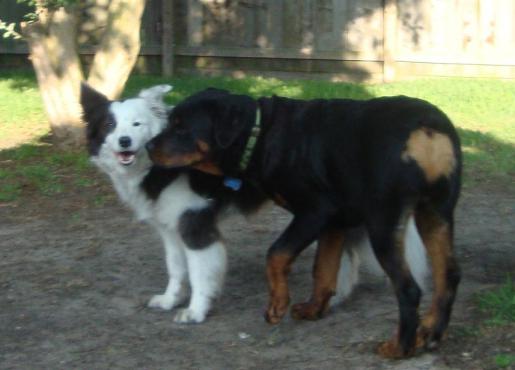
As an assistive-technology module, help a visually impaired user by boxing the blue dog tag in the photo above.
[224,177,242,191]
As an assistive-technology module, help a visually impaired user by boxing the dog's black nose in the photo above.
[119,136,132,148]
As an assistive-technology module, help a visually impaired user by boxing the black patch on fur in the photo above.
[80,83,115,156]
[140,166,182,201]
[179,207,220,250]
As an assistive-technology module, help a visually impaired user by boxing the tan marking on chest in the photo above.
[401,128,456,182]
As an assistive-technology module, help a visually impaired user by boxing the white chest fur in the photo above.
[93,150,208,228]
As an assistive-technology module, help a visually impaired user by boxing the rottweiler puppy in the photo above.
[146,88,462,359]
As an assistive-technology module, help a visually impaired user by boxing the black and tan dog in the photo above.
[146,88,462,358]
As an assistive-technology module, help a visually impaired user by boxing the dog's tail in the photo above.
[330,216,429,307]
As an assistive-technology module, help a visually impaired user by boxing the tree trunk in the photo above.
[22,6,85,149]
[21,0,146,149]
[87,0,146,99]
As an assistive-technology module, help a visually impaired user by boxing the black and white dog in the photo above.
[80,84,426,326]
[80,84,235,323]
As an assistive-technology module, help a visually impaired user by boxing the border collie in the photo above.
[80,83,233,323]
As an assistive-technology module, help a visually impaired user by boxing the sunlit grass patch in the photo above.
[0,71,48,149]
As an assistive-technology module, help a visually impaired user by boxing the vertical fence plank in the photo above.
[383,0,397,81]
[162,0,174,76]
[187,0,203,46]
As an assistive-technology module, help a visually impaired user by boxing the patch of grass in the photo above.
[0,71,48,149]
[0,182,21,202]
[0,142,97,202]
[93,194,112,207]
[452,324,481,338]
[495,354,515,368]
[478,277,515,326]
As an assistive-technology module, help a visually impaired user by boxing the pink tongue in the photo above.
[117,152,135,163]
[120,153,132,160]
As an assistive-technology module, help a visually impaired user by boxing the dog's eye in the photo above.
[133,122,141,127]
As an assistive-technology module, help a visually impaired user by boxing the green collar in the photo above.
[239,107,261,172]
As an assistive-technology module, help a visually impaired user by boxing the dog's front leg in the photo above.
[148,229,188,310]
[265,213,329,324]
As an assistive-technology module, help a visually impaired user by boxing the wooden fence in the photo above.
[1,0,515,81]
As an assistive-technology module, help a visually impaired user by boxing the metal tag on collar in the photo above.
[224,177,242,191]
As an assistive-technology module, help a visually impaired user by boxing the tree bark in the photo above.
[20,0,146,149]
[22,6,85,149]
[87,0,146,99]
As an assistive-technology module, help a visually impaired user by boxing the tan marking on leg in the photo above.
[291,229,345,320]
[415,210,454,348]
[401,128,456,182]
[265,253,293,324]
[378,334,415,359]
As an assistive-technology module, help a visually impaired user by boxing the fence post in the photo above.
[383,0,397,82]
[162,0,174,77]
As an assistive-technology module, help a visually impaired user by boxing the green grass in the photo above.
[0,71,48,148]
[474,277,515,368]
[495,354,515,368]
[1,71,515,202]
[478,277,515,326]
[0,143,94,201]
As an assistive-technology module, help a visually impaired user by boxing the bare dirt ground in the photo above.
[0,182,513,370]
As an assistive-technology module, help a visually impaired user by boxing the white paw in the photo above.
[173,308,206,324]
[148,294,181,311]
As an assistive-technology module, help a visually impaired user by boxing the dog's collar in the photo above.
[223,106,261,191]
[239,106,261,171]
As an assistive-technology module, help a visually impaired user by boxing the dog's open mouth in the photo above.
[116,151,136,166]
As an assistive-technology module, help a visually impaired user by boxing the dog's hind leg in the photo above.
[291,228,345,320]
[415,203,460,350]
[148,229,188,311]
[367,204,422,359]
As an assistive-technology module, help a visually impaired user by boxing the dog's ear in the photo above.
[138,84,173,102]
[139,85,173,122]
[213,95,255,149]
[80,83,112,156]
[80,82,109,120]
